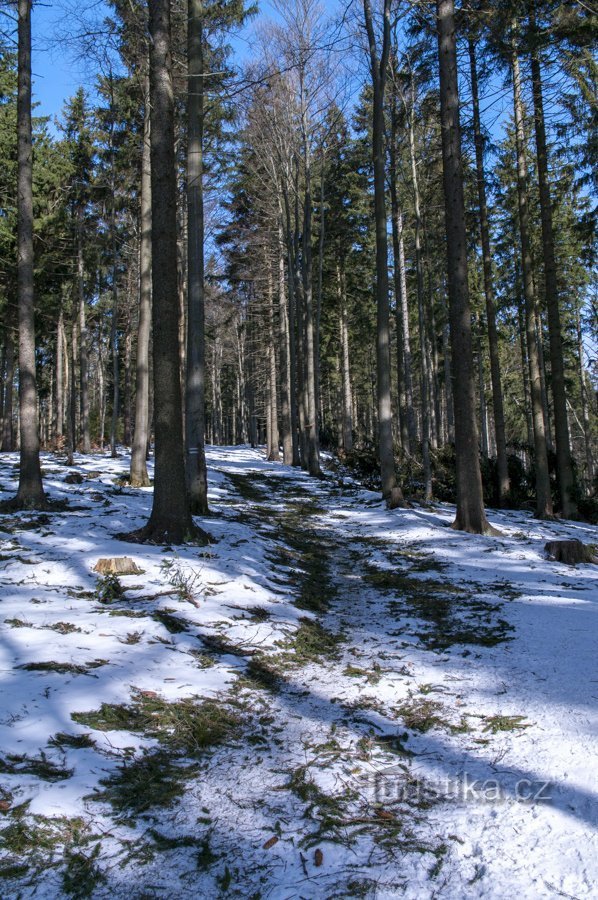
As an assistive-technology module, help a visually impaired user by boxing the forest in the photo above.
[0,0,596,897]
[0,0,596,531]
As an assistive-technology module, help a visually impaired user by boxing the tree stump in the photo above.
[93,557,144,575]
[544,540,596,565]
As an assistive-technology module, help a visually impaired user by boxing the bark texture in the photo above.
[127,0,206,544]
[529,7,577,517]
[363,0,402,504]
[130,92,152,488]
[511,41,553,518]
[468,36,509,503]
[14,0,45,508]
[436,0,492,534]
[185,0,209,514]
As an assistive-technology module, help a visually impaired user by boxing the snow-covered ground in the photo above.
[0,445,596,898]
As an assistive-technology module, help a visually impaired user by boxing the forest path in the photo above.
[206,449,597,899]
[0,446,596,898]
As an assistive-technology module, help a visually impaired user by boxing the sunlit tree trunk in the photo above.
[529,4,577,517]
[127,0,205,544]
[55,307,65,449]
[363,0,402,506]
[436,0,492,533]
[576,307,594,484]
[76,211,91,453]
[278,226,293,464]
[408,103,432,499]
[1,311,15,452]
[14,0,45,507]
[130,93,152,486]
[511,39,553,518]
[468,36,509,502]
[185,0,209,514]
[266,260,280,461]
[337,262,353,453]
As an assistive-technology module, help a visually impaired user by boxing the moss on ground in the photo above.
[364,563,514,650]
[72,693,242,757]
[275,618,344,667]
[90,751,195,817]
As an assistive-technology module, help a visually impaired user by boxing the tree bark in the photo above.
[126,0,205,544]
[389,100,414,454]
[185,0,209,514]
[14,0,45,507]
[66,318,76,467]
[408,100,432,499]
[77,209,91,454]
[1,312,15,452]
[511,40,553,517]
[278,225,293,464]
[436,0,492,533]
[576,306,594,485]
[468,36,509,502]
[338,262,353,453]
[282,190,300,466]
[300,74,321,477]
[529,4,577,517]
[130,92,152,487]
[266,259,280,460]
[363,0,402,506]
[55,307,65,449]
[315,160,325,437]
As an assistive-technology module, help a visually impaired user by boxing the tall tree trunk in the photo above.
[511,40,553,518]
[468,36,509,502]
[315,161,325,435]
[109,274,119,457]
[131,93,152,487]
[517,289,534,450]
[0,341,5,437]
[338,262,353,453]
[66,318,77,467]
[576,307,594,485]
[441,290,455,444]
[363,0,402,506]
[1,312,15,451]
[282,191,300,466]
[389,101,411,453]
[397,211,417,451]
[55,307,65,449]
[123,314,133,446]
[14,0,44,507]
[428,282,442,449]
[535,302,552,450]
[436,0,491,533]
[185,0,209,514]
[266,260,280,461]
[300,82,321,477]
[477,316,489,458]
[529,6,577,516]
[408,102,432,499]
[293,167,308,469]
[128,0,205,544]
[77,209,91,453]
[278,225,293,464]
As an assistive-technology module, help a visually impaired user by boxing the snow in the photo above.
[0,445,596,898]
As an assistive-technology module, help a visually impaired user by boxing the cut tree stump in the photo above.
[544,540,596,565]
[93,557,144,575]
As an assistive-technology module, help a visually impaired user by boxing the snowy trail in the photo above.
[0,446,596,898]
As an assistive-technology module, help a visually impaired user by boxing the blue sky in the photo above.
[27,0,285,130]
[27,0,346,127]
[30,2,98,127]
